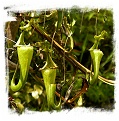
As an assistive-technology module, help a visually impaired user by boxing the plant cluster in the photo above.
[6,8,114,114]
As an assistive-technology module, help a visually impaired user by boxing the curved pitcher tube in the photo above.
[10,32,33,91]
[41,53,61,110]
[90,49,103,84]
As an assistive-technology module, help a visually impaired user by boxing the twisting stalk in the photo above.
[31,25,115,86]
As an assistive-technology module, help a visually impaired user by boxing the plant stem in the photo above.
[9,24,115,86]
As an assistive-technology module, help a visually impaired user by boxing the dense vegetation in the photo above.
[5,8,114,114]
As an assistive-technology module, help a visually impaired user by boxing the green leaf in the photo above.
[12,92,23,98]
[32,90,39,99]
[34,84,43,95]
[25,94,32,103]
[57,10,63,30]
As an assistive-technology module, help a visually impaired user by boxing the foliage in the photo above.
[6,8,114,114]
